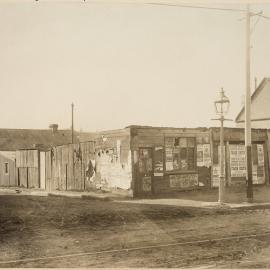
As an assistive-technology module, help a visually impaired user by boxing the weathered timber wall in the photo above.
[15,150,40,188]
[45,142,95,191]
[45,132,132,192]
[0,151,16,187]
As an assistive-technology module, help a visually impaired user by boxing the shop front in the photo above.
[210,128,269,187]
[130,126,211,196]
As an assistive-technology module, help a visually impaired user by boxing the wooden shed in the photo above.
[0,126,77,188]
[0,151,16,187]
[15,149,46,189]
[46,129,132,192]
[45,141,95,191]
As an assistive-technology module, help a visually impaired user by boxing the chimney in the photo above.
[49,124,58,134]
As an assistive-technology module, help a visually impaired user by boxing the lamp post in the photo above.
[213,88,230,204]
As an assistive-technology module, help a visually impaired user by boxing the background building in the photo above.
[236,78,270,128]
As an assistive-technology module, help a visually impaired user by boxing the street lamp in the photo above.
[213,88,230,204]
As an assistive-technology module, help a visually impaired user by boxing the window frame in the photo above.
[4,162,9,175]
[164,137,197,173]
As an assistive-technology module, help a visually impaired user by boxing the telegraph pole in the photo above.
[219,95,225,204]
[245,4,253,203]
[71,102,74,144]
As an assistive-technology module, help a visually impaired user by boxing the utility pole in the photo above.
[245,4,253,203]
[71,102,74,144]
[219,94,225,204]
[254,77,257,91]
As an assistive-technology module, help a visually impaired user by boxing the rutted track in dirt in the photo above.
[1,231,270,266]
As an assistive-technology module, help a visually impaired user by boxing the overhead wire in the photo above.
[145,2,246,13]
[34,0,270,20]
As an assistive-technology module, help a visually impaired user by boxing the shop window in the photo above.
[154,146,164,172]
[4,162,9,175]
[138,149,153,174]
[165,137,196,171]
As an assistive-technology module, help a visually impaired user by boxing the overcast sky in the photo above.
[0,0,270,131]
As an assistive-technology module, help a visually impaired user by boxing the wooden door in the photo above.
[138,148,153,195]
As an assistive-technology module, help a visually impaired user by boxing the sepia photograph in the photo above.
[1,0,270,268]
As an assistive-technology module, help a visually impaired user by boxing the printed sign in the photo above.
[142,176,151,192]
[165,148,173,171]
[212,164,220,187]
[169,174,198,188]
[165,137,175,147]
[197,144,203,166]
[257,144,264,166]
[253,145,265,184]
[203,144,211,167]
[229,144,246,178]
[197,144,211,168]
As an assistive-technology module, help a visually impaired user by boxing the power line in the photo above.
[259,14,270,20]
[146,2,246,13]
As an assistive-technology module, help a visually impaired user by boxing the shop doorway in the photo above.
[138,148,153,195]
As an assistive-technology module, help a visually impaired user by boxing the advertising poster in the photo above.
[165,137,175,147]
[154,146,164,176]
[212,145,225,187]
[229,144,246,178]
[169,174,198,188]
[197,144,211,168]
[257,144,264,166]
[142,176,151,192]
[254,144,265,184]
[203,144,211,167]
[165,148,173,171]
[212,164,220,187]
[196,144,203,167]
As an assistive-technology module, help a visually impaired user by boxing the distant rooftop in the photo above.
[0,128,78,151]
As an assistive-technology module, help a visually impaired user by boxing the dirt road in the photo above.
[1,195,270,268]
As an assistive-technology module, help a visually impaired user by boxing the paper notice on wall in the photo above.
[212,159,225,188]
[203,144,211,167]
[165,148,173,171]
[256,145,265,184]
[257,144,264,166]
[229,144,246,178]
[166,161,173,171]
[196,144,211,168]
[142,176,151,192]
[197,145,203,167]
[169,174,198,188]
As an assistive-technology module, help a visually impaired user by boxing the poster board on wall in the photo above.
[229,144,246,178]
[197,144,211,167]
[142,176,151,192]
[169,174,198,189]
[154,146,164,176]
[229,144,265,184]
[165,148,173,171]
[253,144,265,184]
